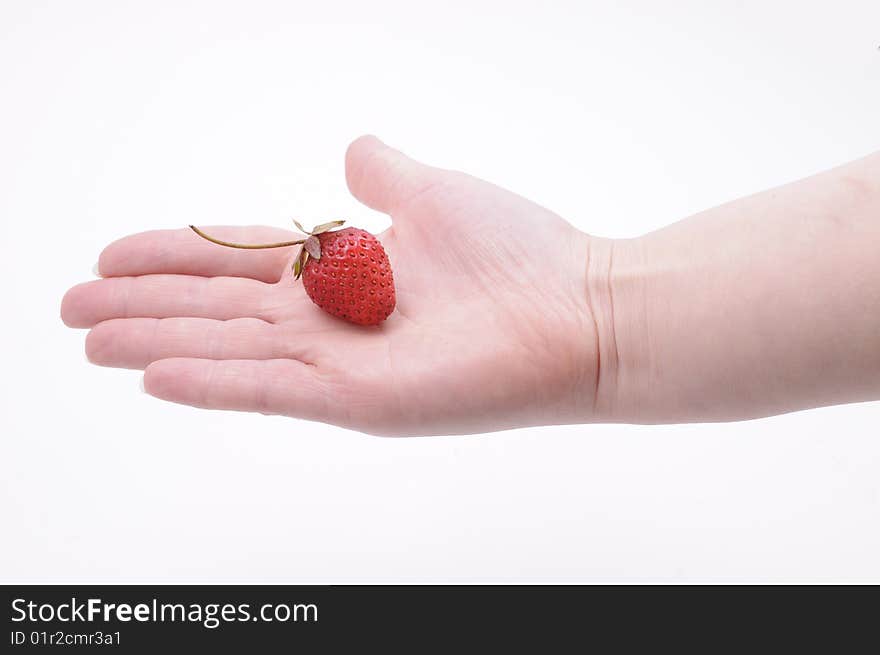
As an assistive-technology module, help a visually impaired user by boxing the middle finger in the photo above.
[61,274,278,328]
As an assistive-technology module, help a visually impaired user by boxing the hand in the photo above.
[61,136,600,436]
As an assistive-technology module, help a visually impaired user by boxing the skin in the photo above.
[60,136,880,436]
[611,150,880,423]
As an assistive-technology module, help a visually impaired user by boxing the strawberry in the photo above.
[299,228,395,326]
[189,220,396,326]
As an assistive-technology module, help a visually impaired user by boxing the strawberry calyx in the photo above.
[290,219,345,279]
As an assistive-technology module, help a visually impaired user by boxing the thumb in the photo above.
[345,135,438,216]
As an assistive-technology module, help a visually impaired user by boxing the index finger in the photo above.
[97,225,302,283]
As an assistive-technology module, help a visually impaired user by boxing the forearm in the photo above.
[603,151,880,422]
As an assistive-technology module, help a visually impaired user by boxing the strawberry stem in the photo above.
[189,225,306,250]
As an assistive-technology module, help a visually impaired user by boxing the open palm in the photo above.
[61,136,597,435]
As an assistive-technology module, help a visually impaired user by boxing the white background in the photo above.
[2,0,879,583]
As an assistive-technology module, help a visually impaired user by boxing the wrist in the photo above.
[577,232,651,423]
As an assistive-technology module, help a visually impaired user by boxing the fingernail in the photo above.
[92,262,102,277]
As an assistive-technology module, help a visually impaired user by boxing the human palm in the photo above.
[62,136,597,435]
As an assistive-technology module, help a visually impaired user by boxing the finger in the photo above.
[61,275,274,328]
[85,317,306,370]
[144,358,330,419]
[98,226,301,282]
[345,134,441,216]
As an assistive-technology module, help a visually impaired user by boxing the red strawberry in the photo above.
[189,221,396,326]
[301,228,395,326]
